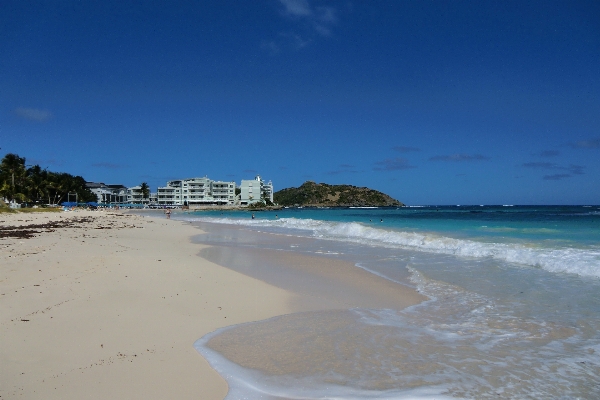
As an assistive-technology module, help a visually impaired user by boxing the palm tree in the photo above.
[0,153,27,203]
[25,165,48,204]
[140,182,150,203]
[0,152,96,206]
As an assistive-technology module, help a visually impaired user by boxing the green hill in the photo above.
[274,181,404,207]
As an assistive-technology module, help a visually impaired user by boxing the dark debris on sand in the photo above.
[0,216,120,239]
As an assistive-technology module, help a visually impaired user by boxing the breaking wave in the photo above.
[184,216,600,279]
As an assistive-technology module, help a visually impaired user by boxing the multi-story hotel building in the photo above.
[126,186,157,204]
[90,175,272,207]
[87,182,157,205]
[86,182,128,203]
[156,177,236,206]
[239,175,273,205]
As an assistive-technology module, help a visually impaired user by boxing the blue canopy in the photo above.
[61,202,99,207]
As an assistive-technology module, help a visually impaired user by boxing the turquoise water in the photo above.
[191,205,600,243]
[182,206,600,399]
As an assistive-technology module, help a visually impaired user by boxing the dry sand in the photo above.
[0,210,294,399]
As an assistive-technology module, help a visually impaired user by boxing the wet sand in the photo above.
[192,221,428,397]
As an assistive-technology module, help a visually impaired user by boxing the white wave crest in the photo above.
[185,216,600,279]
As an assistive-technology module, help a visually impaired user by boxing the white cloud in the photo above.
[521,162,585,180]
[315,6,337,23]
[374,158,417,171]
[279,0,312,17]
[281,32,310,48]
[14,107,52,121]
[569,138,600,149]
[261,40,280,54]
[277,0,338,39]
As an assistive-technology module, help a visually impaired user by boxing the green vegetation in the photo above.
[139,182,150,201]
[0,198,15,213]
[0,153,96,207]
[274,181,404,207]
[247,198,275,210]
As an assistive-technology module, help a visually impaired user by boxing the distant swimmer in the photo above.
[275,214,279,219]
[380,219,383,222]
[252,213,255,219]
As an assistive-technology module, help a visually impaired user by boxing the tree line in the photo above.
[0,153,96,205]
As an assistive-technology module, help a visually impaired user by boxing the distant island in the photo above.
[273,181,404,207]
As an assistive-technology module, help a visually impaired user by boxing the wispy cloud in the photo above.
[260,40,280,54]
[522,162,585,180]
[279,0,312,17]
[279,0,338,32]
[14,107,52,121]
[522,162,556,169]
[429,154,490,162]
[543,174,572,181]
[281,32,310,48]
[92,162,127,169]
[533,150,560,157]
[393,146,421,153]
[272,0,338,50]
[568,138,600,149]
[522,162,584,174]
[374,158,416,171]
[312,6,337,36]
[327,164,359,175]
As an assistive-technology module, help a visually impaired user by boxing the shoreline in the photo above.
[1,210,427,399]
[4,207,596,398]
[0,210,296,399]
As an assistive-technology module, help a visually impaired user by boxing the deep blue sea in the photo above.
[179,205,600,399]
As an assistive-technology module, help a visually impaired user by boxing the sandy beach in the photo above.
[0,210,299,399]
[1,210,425,399]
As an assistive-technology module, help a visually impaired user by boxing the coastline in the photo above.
[0,210,296,399]
[184,207,600,398]
[4,206,595,397]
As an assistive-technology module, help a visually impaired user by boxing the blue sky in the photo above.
[2,0,599,205]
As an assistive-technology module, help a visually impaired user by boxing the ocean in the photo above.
[177,205,600,399]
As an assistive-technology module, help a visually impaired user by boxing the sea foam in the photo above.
[183,216,600,279]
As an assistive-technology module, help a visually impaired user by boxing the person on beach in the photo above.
[165,209,171,219]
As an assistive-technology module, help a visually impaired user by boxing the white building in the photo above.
[86,182,128,204]
[126,186,156,204]
[239,175,273,205]
[157,177,236,206]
